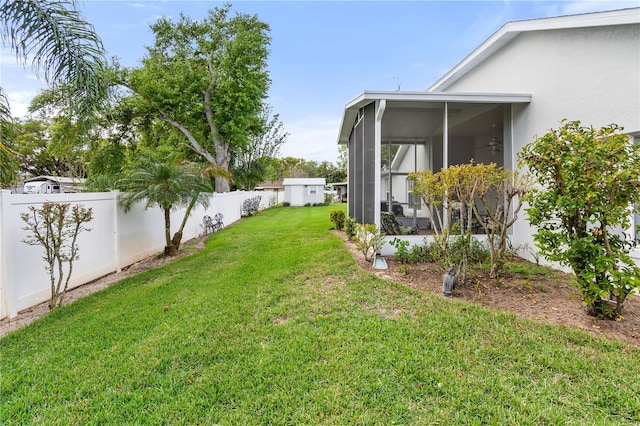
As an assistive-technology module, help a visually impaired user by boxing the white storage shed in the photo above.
[282,178,326,206]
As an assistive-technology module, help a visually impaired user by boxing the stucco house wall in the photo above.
[338,8,639,262]
[438,24,640,134]
[432,16,640,260]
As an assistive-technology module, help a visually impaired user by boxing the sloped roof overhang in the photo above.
[428,7,640,92]
[337,91,531,144]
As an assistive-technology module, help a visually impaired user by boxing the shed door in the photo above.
[291,186,305,206]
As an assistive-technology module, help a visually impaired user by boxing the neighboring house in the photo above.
[337,7,640,260]
[255,180,284,193]
[22,176,85,194]
[255,180,285,205]
[327,181,348,202]
[283,178,326,206]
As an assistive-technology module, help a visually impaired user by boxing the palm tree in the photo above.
[118,151,213,256]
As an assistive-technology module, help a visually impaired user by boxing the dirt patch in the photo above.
[0,236,206,338]
[337,231,640,348]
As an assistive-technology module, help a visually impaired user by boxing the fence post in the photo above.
[112,190,121,273]
[0,190,17,319]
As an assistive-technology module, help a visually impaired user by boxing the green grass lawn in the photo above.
[2,204,639,424]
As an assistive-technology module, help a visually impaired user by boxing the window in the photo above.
[309,186,317,195]
[406,179,420,208]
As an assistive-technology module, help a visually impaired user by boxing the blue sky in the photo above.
[2,0,638,163]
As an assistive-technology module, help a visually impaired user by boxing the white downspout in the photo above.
[375,100,386,230]
[443,101,449,169]
[443,102,449,229]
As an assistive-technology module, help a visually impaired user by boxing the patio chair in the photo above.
[203,215,215,235]
[213,213,224,232]
[381,212,418,235]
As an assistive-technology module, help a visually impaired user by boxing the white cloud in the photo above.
[1,53,25,69]
[536,0,639,16]
[6,90,40,118]
[280,116,342,163]
[453,1,513,50]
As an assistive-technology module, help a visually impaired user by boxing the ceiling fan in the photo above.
[481,124,501,155]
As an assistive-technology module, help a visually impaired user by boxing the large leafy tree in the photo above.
[121,4,271,193]
[11,116,97,179]
[316,160,346,183]
[519,120,640,319]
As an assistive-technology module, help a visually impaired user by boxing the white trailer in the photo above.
[22,176,85,194]
[23,180,62,194]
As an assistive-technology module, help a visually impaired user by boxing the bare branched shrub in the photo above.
[21,202,93,310]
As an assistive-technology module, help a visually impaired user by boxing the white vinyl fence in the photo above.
[0,189,284,320]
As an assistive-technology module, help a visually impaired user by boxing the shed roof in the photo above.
[256,180,284,190]
[282,178,326,186]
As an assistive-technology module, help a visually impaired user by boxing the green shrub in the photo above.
[520,120,640,318]
[20,202,94,310]
[390,238,411,264]
[355,223,385,261]
[390,237,437,265]
[344,216,357,240]
[242,196,261,217]
[329,210,346,230]
[324,193,334,204]
[412,239,437,263]
[449,235,489,265]
[282,202,290,207]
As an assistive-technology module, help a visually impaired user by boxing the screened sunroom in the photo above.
[337,91,531,240]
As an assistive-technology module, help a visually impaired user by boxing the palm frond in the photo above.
[0,88,19,187]
[0,88,15,155]
[0,0,108,116]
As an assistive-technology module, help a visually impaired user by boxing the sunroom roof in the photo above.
[337,91,531,144]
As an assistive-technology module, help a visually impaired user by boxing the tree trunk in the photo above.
[160,111,232,192]
[164,208,178,256]
[171,194,199,250]
[214,139,230,193]
[585,297,621,320]
[203,89,231,193]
